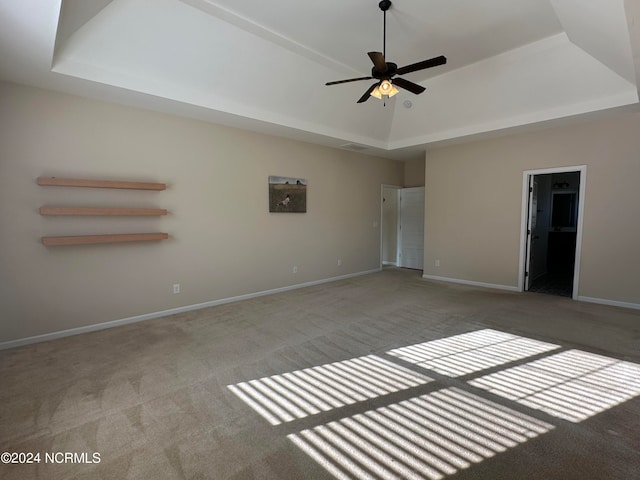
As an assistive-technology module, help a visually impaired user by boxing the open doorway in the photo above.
[380,185,425,271]
[519,166,586,299]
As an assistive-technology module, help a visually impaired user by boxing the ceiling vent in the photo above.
[340,143,368,151]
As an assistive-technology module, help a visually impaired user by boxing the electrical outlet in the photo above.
[173,283,180,294]
[292,266,298,273]
[337,259,342,266]
[435,260,440,267]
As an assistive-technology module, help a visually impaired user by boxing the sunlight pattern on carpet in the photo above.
[228,355,433,425]
[288,387,554,480]
[387,329,560,377]
[470,350,640,422]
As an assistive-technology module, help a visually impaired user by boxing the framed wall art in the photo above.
[269,176,307,213]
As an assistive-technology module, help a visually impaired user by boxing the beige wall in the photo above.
[423,112,640,305]
[0,83,403,343]
[404,158,425,187]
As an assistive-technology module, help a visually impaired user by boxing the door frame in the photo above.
[380,184,402,269]
[517,165,587,299]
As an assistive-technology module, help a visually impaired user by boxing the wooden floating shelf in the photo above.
[38,176,169,246]
[37,177,166,191]
[42,233,169,246]
[39,206,168,216]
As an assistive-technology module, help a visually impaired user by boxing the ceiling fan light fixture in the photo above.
[370,79,399,99]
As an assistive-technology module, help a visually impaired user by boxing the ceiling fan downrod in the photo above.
[380,0,391,57]
[380,0,392,106]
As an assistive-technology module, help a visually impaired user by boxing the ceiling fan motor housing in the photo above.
[372,62,396,79]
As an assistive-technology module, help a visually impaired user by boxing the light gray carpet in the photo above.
[1,268,639,479]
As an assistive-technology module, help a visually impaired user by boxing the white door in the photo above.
[399,187,425,270]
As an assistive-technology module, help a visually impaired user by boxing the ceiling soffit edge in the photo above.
[52,55,394,150]
[389,90,639,151]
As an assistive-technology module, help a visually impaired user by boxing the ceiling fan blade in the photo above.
[396,55,447,75]
[392,77,426,95]
[357,82,380,103]
[326,76,374,86]
[368,52,388,73]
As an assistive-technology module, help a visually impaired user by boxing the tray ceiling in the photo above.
[1,0,639,160]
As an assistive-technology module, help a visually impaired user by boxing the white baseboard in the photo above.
[382,261,397,266]
[0,268,381,351]
[577,296,640,311]
[421,275,640,310]
[421,274,520,292]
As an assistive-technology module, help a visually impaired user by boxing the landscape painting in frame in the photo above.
[269,176,307,213]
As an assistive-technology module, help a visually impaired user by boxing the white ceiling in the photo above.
[1,0,639,160]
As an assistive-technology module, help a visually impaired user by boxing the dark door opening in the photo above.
[525,171,580,297]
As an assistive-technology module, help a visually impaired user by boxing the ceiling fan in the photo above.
[326,0,446,103]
